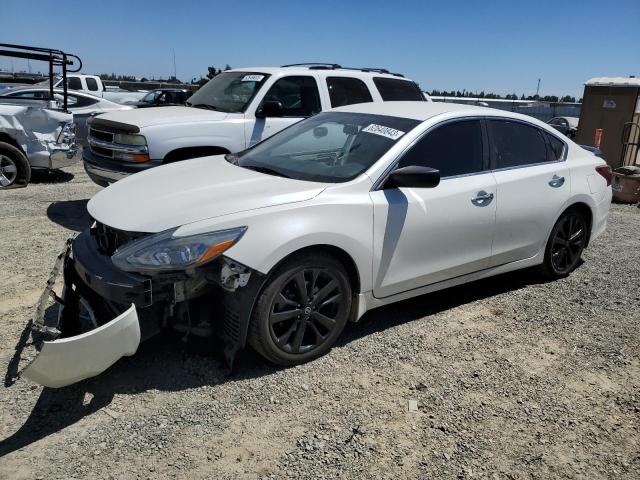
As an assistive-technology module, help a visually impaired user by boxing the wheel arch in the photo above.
[0,133,26,156]
[262,244,362,294]
[163,146,230,164]
[557,200,594,247]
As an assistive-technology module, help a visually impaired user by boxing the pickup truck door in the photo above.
[244,75,324,147]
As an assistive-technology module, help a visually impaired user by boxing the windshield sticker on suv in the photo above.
[241,74,265,82]
[362,124,406,140]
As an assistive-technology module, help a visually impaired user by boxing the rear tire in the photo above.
[539,208,588,279]
[248,253,352,366]
[0,142,30,189]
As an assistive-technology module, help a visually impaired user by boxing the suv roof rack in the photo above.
[280,63,405,77]
[0,43,82,111]
[281,63,342,69]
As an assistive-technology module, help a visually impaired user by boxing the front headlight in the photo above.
[111,226,247,273]
[114,133,147,146]
[56,122,76,144]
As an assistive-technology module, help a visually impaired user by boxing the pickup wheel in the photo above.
[248,254,352,366]
[0,142,30,189]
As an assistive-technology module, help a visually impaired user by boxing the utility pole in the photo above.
[536,78,541,97]
[172,49,177,80]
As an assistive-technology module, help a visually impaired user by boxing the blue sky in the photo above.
[2,0,639,98]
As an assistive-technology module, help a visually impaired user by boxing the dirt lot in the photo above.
[0,162,639,479]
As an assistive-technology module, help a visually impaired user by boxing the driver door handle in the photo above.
[548,175,565,188]
[471,190,494,207]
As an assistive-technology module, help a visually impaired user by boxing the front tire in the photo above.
[539,208,588,279]
[0,142,30,189]
[248,253,352,366]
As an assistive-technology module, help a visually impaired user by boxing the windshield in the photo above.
[141,91,161,103]
[235,112,420,183]
[186,71,269,113]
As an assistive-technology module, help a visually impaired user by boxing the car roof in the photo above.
[2,86,99,98]
[328,102,559,130]
[228,66,415,81]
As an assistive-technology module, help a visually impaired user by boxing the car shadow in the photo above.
[46,199,92,232]
[0,267,549,458]
[30,169,74,184]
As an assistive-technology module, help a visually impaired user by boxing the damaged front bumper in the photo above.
[6,238,143,389]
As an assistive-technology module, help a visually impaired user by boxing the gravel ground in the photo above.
[0,162,639,479]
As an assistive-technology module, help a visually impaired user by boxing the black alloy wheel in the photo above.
[249,254,352,365]
[541,209,588,278]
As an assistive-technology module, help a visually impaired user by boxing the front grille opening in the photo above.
[91,146,113,158]
[89,129,114,142]
[91,221,147,256]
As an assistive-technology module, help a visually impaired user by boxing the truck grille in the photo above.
[91,221,147,256]
[87,128,148,161]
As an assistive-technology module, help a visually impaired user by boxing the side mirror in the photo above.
[384,166,440,189]
[255,100,284,119]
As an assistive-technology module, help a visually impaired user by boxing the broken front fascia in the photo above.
[0,105,80,169]
[6,232,261,389]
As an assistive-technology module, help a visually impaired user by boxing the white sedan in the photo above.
[15,102,612,388]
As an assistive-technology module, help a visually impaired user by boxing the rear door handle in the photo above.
[471,190,494,207]
[548,175,565,188]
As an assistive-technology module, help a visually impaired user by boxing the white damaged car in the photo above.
[10,102,612,388]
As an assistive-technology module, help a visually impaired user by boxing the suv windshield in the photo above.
[235,112,420,183]
[186,71,269,113]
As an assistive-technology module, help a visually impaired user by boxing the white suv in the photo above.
[83,63,427,186]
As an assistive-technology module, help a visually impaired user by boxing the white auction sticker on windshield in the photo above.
[241,74,264,82]
[362,124,405,140]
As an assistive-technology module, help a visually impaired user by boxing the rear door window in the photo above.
[67,77,82,90]
[326,77,373,107]
[398,120,484,177]
[85,77,99,91]
[373,77,424,101]
[489,120,548,169]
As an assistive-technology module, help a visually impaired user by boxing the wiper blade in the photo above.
[190,103,218,110]
[242,165,291,178]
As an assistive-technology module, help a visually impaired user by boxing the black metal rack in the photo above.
[0,43,82,111]
[280,63,404,77]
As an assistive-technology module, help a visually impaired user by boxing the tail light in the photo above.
[595,165,612,186]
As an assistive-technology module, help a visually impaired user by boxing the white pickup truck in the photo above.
[82,64,428,186]
[43,74,147,104]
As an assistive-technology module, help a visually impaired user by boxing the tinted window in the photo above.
[9,90,49,99]
[489,120,548,169]
[546,133,566,161]
[262,76,321,117]
[373,77,424,101]
[398,120,484,177]
[67,77,82,90]
[326,77,373,107]
[85,77,99,91]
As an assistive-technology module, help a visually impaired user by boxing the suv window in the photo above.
[546,133,566,161]
[326,77,373,108]
[67,77,82,90]
[489,120,548,169]
[85,77,99,91]
[262,76,321,117]
[398,120,484,177]
[373,77,424,101]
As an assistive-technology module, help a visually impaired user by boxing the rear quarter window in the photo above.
[546,133,566,161]
[373,77,424,101]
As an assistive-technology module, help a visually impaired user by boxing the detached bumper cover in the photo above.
[6,237,143,389]
[22,305,140,388]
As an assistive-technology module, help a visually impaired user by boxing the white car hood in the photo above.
[88,156,326,232]
[94,105,228,129]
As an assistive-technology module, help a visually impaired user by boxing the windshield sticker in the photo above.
[241,74,265,82]
[362,124,405,140]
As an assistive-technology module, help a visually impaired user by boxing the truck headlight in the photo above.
[111,227,247,273]
[114,133,147,146]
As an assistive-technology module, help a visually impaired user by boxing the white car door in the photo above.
[370,119,497,298]
[245,75,323,147]
[488,120,571,266]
